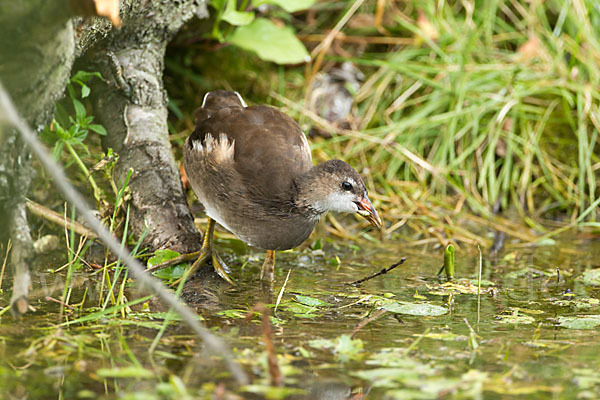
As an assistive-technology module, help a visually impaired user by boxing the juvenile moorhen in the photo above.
[180,90,381,284]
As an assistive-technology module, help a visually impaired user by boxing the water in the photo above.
[1,237,600,399]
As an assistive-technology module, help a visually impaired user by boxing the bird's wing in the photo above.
[189,105,313,200]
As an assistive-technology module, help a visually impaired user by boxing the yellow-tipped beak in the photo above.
[355,194,382,229]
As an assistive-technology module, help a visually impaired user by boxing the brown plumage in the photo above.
[181,90,381,283]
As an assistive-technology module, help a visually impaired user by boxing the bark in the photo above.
[85,1,206,253]
[0,0,75,314]
[0,0,208,314]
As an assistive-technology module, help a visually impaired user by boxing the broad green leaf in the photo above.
[89,124,107,136]
[552,297,600,308]
[148,249,188,281]
[252,0,316,12]
[382,301,448,316]
[152,265,186,280]
[229,18,310,64]
[72,70,103,83]
[308,334,363,362]
[333,334,363,362]
[557,315,600,330]
[222,0,254,26]
[73,99,86,120]
[81,84,90,98]
[581,268,600,286]
[495,313,535,324]
[294,294,332,307]
[147,249,182,267]
[282,301,320,318]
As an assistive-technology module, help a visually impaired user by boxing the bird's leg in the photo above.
[260,250,276,282]
[172,218,234,286]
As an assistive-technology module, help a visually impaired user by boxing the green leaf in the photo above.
[209,0,227,11]
[51,141,64,160]
[308,334,363,362]
[70,126,88,144]
[382,301,448,316]
[228,18,310,64]
[581,268,600,286]
[81,84,90,98]
[67,84,76,100]
[71,70,103,84]
[147,249,182,267]
[89,124,107,136]
[54,121,70,140]
[443,244,455,279]
[152,265,187,281]
[557,315,600,330]
[252,0,316,12]
[222,0,254,26]
[294,294,332,307]
[73,99,86,120]
[495,312,535,324]
[148,249,189,281]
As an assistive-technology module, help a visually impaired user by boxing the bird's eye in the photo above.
[341,181,353,191]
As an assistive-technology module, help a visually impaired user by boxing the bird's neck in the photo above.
[292,162,334,217]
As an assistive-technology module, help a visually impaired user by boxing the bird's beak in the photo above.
[355,194,382,229]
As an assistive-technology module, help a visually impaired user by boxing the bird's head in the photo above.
[300,159,382,229]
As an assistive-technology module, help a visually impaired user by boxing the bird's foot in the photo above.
[170,247,236,286]
[212,252,235,285]
[171,248,210,287]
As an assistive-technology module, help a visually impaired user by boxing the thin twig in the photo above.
[350,308,387,337]
[46,296,75,309]
[0,81,249,385]
[349,257,407,285]
[26,199,98,239]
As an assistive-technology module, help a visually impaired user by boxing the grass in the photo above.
[167,0,600,248]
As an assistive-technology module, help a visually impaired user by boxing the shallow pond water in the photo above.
[1,236,600,399]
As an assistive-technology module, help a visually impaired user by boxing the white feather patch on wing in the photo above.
[191,139,204,152]
[198,133,235,163]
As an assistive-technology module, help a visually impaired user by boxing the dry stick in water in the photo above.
[246,304,282,387]
[350,308,387,337]
[0,81,249,386]
[349,257,407,285]
[26,199,98,239]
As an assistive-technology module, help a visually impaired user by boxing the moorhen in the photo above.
[180,90,381,284]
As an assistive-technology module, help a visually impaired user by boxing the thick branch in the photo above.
[85,1,205,253]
